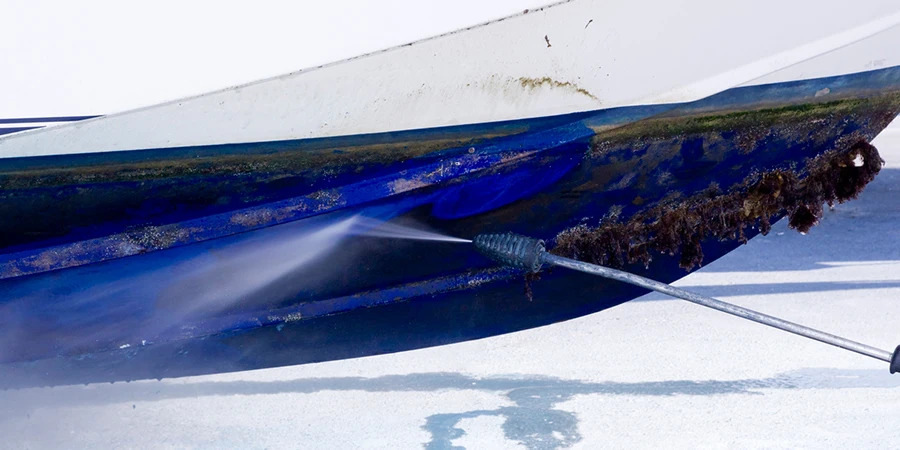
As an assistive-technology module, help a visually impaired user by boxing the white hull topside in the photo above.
[2,0,900,158]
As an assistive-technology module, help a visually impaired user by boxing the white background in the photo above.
[0,0,554,118]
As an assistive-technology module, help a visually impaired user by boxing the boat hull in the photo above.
[1,67,899,388]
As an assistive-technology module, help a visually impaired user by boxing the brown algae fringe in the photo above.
[524,272,541,301]
[551,140,884,271]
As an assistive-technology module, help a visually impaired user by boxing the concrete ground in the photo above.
[2,126,899,449]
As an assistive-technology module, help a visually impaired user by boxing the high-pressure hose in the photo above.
[473,232,900,374]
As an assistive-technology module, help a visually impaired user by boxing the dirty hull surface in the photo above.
[1,127,898,449]
[1,68,900,388]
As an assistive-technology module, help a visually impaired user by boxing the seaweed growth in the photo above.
[524,271,541,301]
[551,141,884,271]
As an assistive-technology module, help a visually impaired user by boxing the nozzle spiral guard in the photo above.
[473,233,546,273]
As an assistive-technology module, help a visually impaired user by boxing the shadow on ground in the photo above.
[635,279,900,302]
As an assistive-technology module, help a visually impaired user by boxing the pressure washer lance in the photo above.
[473,232,900,374]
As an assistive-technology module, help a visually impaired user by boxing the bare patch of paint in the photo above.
[389,178,430,194]
[21,246,91,274]
[308,189,346,212]
[499,150,539,165]
[125,225,194,250]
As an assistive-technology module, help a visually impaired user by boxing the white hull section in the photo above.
[2,0,900,158]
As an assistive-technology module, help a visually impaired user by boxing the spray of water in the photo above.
[3,215,361,358]
[154,215,360,322]
[1,213,472,362]
[151,215,469,326]
[349,216,471,243]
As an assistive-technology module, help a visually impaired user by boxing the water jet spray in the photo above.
[473,232,900,374]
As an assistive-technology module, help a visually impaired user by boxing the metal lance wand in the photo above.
[473,232,900,374]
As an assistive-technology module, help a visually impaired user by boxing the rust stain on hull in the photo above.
[517,76,599,101]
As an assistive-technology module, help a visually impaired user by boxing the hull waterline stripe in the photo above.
[0,115,98,124]
[0,127,42,136]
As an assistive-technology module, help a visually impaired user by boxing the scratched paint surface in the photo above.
[1,67,899,387]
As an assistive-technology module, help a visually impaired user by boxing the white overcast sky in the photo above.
[0,0,555,118]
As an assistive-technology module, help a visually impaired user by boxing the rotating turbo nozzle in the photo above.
[473,233,546,273]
